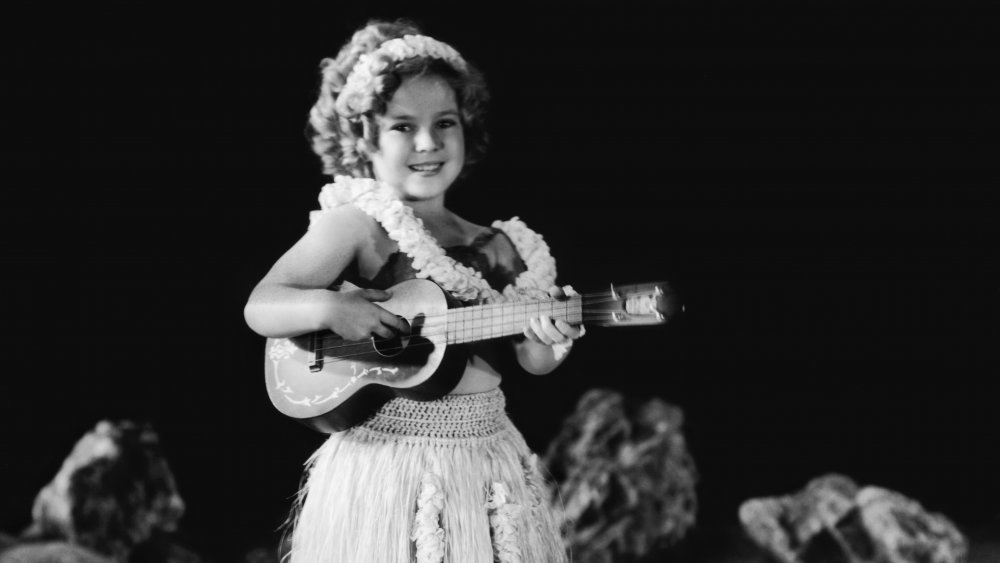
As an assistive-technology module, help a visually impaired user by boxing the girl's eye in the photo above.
[437,119,458,129]
[390,123,412,133]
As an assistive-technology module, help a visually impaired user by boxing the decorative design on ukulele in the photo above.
[275,359,400,407]
[269,339,297,393]
[268,338,297,361]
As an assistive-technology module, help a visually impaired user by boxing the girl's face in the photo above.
[369,75,465,203]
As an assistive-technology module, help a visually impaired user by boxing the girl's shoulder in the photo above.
[307,203,397,277]
[309,202,380,232]
[307,202,388,250]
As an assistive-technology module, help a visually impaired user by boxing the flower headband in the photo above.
[334,34,467,116]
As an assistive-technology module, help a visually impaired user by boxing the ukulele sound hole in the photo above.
[371,334,409,357]
[372,316,413,358]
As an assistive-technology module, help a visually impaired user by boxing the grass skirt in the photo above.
[288,388,567,562]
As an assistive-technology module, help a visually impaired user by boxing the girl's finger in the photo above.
[363,289,393,302]
[554,319,581,339]
[383,312,410,334]
[370,324,396,339]
[529,317,553,345]
[523,326,542,344]
[538,316,565,344]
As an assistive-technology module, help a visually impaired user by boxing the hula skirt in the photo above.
[288,388,568,562]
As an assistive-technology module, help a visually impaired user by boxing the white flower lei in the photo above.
[336,34,467,117]
[312,176,557,304]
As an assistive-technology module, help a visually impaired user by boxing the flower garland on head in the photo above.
[312,176,557,304]
[336,34,467,117]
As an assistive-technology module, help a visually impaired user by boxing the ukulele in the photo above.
[264,279,680,433]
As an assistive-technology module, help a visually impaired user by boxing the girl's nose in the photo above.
[414,127,441,152]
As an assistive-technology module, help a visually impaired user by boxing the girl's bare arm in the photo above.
[244,205,407,340]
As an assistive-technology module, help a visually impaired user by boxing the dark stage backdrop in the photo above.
[2,2,998,560]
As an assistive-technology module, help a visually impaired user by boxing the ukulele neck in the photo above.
[445,297,583,344]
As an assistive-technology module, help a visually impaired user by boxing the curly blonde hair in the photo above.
[307,20,489,178]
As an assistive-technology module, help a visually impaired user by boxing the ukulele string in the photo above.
[308,331,586,362]
[311,306,609,351]
[297,289,655,358]
[309,312,623,358]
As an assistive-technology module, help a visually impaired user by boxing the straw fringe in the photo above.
[287,390,567,563]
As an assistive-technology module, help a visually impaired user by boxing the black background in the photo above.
[2,1,998,560]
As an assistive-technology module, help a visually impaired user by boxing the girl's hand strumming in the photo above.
[327,288,411,341]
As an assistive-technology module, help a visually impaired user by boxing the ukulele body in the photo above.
[263,278,679,433]
[264,279,468,433]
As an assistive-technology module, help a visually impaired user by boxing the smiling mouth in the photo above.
[408,162,444,173]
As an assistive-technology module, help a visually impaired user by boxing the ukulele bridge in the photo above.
[308,333,324,372]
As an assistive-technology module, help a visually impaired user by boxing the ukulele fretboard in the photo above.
[445,297,584,344]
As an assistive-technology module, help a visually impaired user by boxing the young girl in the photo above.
[244,19,581,563]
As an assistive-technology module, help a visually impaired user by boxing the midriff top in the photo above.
[341,228,525,291]
[336,227,528,393]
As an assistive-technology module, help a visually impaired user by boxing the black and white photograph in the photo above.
[1,2,997,561]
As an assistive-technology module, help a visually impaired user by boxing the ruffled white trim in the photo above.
[486,482,524,563]
[550,341,573,362]
[411,473,446,563]
[312,176,558,304]
[492,218,557,303]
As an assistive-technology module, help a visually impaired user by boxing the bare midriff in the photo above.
[449,354,502,394]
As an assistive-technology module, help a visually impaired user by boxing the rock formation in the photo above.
[0,420,197,562]
[542,388,698,563]
[739,474,968,563]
